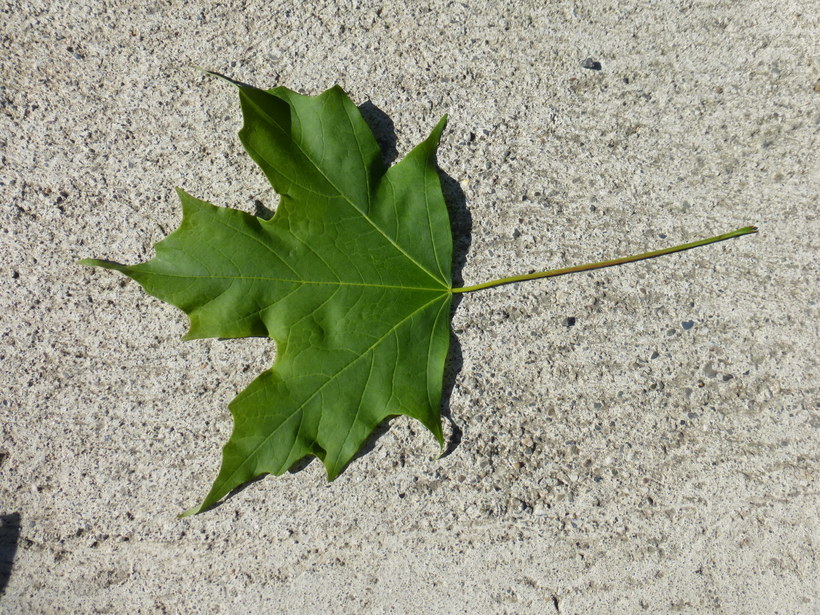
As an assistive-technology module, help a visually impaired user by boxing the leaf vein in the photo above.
[241,91,447,289]
[219,294,444,490]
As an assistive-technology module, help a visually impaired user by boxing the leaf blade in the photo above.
[84,84,455,514]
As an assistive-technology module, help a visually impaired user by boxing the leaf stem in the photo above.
[451,226,758,294]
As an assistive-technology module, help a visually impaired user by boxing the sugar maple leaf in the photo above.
[82,81,756,515]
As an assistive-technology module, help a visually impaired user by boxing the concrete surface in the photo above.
[1,1,817,613]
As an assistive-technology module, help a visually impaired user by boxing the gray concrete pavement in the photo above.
[1,1,817,613]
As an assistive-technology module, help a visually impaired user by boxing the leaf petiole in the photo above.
[451,226,758,294]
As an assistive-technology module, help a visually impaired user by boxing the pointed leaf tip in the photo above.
[429,115,448,143]
[178,504,203,518]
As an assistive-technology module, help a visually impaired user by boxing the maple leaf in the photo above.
[84,85,454,515]
[82,80,756,515]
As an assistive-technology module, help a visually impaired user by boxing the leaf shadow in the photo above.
[438,168,470,458]
[0,512,21,597]
[200,475,270,514]
[358,101,398,167]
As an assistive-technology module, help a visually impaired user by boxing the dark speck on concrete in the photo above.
[565,316,576,327]
[682,320,695,330]
[581,57,602,70]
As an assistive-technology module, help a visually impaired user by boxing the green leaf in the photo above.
[82,78,758,516]
[82,85,453,515]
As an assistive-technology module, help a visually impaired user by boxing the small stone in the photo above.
[581,57,602,70]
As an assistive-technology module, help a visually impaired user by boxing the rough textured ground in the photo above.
[1,1,817,613]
